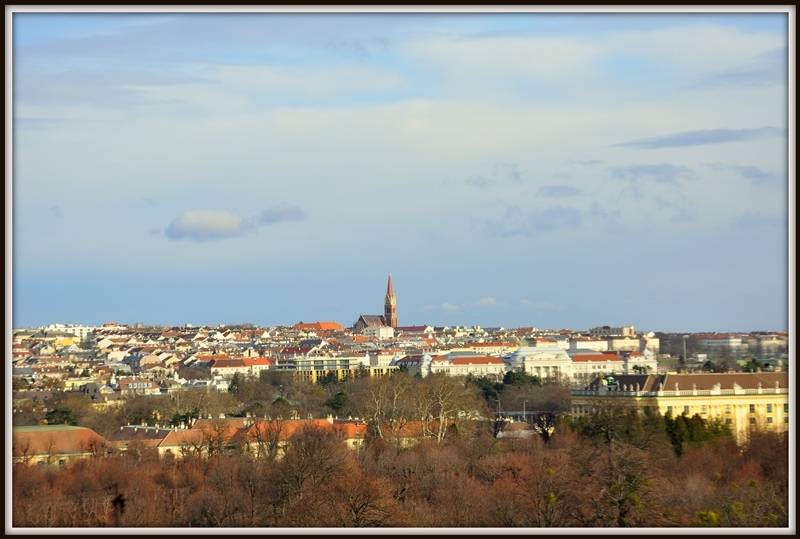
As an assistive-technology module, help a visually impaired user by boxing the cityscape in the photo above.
[10,272,792,527]
[9,7,792,532]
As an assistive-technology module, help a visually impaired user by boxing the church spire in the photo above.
[384,272,398,329]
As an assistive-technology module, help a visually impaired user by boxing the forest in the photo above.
[12,370,790,528]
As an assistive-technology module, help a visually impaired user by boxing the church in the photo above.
[353,273,398,333]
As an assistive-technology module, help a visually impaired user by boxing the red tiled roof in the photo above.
[13,426,109,458]
[571,354,623,363]
[293,321,345,331]
[450,356,506,365]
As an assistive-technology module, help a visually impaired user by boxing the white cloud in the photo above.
[165,205,306,242]
[423,302,462,313]
[164,210,246,241]
[520,299,567,310]
[473,296,506,307]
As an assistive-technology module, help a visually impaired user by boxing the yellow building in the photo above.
[571,372,789,443]
[274,356,398,383]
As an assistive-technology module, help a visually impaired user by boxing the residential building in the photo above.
[570,372,789,443]
[13,425,110,467]
[588,325,635,337]
[274,354,397,383]
[428,354,507,380]
[363,325,395,340]
[570,351,657,384]
[569,338,609,352]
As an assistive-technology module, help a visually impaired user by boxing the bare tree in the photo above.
[278,423,349,500]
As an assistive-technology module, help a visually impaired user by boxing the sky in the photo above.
[8,8,794,333]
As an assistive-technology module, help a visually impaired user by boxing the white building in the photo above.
[569,338,609,352]
[699,334,744,355]
[606,337,640,352]
[43,323,101,342]
[428,354,507,380]
[504,347,572,382]
[570,351,658,385]
[363,326,395,340]
[391,354,432,377]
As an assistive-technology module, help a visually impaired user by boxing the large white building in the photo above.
[570,350,658,385]
[42,323,100,341]
[363,325,395,340]
[698,334,744,355]
[429,354,507,380]
[504,347,572,382]
[569,338,609,352]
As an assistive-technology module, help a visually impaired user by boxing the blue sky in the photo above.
[9,8,793,333]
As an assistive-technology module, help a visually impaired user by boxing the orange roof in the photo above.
[247,419,338,442]
[292,321,345,331]
[571,354,622,363]
[191,418,249,430]
[450,356,506,365]
[13,426,109,458]
[242,357,273,367]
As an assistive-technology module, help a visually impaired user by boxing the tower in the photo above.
[384,273,398,329]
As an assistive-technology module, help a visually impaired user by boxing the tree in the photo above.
[326,390,349,416]
[413,373,486,444]
[278,423,349,499]
[248,418,287,461]
[45,407,78,426]
[503,371,542,388]
[350,371,414,443]
[228,373,244,394]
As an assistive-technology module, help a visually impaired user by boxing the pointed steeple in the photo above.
[384,272,398,329]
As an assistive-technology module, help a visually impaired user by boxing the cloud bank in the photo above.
[610,163,695,186]
[165,205,306,242]
[485,206,582,237]
[537,185,581,198]
[613,127,785,149]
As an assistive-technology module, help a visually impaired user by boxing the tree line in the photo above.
[12,371,789,528]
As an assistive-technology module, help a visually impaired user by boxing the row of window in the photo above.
[665,404,789,416]
[750,417,788,424]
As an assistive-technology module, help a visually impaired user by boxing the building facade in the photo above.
[571,372,789,444]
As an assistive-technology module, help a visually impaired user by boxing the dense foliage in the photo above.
[12,372,789,528]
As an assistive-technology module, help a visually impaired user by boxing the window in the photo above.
[767,417,773,424]
[58,459,66,467]
[684,406,690,415]
[785,417,789,423]
[725,404,731,414]
[725,418,732,425]
[749,417,756,424]
[667,406,673,415]
[749,404,755,413]
[785,403,789,413]
[701,405,707,414]
[767,404,773,413]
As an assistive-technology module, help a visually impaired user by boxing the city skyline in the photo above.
[9,7,793,333]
